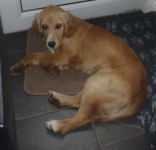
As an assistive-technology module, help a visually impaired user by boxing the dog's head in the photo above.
[33,5,79,53]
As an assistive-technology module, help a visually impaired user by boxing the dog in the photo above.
[10,5,147,134]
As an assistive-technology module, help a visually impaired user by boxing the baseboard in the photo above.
[142,0,156,12]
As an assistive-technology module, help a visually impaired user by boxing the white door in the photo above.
[21,0,84,11]
[0,0,146,33]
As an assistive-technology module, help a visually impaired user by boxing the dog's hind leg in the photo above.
[48,91,82,108]
[46,98,100,134]
[47,80,104,134]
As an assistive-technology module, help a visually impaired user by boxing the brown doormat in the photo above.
[24,28,89,95]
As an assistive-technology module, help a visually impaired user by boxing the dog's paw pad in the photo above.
[46,120,60,132]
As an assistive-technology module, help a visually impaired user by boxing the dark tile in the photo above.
[7,51,26,69]
[2,31,28,54]
[6,52,59,120]
[92,117,150,149]
[16,108,100,150]
[104,134,150,150]
[1,53,18,149]
[11,77,58,120]
[12,85,57,120]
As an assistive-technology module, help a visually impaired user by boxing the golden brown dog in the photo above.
[10,5,147,134]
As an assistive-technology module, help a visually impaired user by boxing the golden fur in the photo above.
[10,5,147,134]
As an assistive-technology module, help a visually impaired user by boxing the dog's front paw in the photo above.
[48,91,54,101]
[10,66,23,76]
[48,91,61,107]
[47,65,62,76]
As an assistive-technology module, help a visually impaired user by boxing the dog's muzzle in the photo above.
[46,41,57,54]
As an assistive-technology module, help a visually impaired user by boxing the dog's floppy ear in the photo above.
[64,12,80,38]
[32,13,43,37]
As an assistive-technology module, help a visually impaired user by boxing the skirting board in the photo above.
[0,0,145,33]
[142,0,156,12]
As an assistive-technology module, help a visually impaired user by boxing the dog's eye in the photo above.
[41,24,48,30]
[55,23,62,29]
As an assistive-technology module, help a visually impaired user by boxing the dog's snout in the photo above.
[48,41,56,48]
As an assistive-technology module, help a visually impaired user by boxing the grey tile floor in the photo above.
[1,12,151,150]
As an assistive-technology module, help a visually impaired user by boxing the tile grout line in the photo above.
[104,132,145,147]
[6,49,26,55]
[91,121,145,149]
[15,107,71,122]
[91,122,103,150]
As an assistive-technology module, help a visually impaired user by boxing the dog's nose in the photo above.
[48,41,56,48]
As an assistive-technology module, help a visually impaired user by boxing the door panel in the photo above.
[0,0,145,33]
[21,0,89,11]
